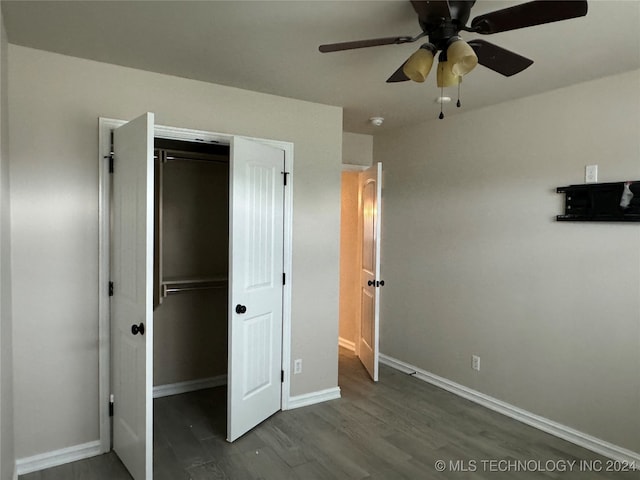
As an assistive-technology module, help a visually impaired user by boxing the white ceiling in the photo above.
[2,0,639,134]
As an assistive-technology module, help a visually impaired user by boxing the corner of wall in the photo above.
[0,7,16,480]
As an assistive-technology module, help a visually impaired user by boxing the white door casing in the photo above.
[359,162,382,381]
[228,137,285,442]
[111,113,155,480]
[99,118,293,458]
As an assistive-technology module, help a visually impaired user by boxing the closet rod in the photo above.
[164,155,228,164]
[161,279,228,297]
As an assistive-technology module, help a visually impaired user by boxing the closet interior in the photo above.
[153,138,230,398]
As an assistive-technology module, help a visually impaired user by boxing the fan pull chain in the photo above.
[439,81,445,120]
[457,78,462,108]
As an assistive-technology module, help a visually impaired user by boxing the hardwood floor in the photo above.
[21,348,639,479]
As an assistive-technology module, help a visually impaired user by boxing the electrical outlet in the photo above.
[294,359,302,374]
[472,355,481,372]
[585,165,598,183]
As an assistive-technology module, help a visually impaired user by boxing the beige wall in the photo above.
[0,8,15,480]
[376,70,640,454]
[342,132,372,166]
[339,171,360,345]
[9,45,342,458]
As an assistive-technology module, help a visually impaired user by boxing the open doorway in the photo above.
[152,137,230,460]
[338,170,361,354]
[338,163,383,382]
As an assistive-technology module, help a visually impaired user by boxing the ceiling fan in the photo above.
[319,1,588,88]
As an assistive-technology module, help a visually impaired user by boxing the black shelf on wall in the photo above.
[557,181,640,222]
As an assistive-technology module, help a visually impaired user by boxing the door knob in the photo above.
[367,280,375,286]
[377,280,385,287]
[131,323,145,335]
[235,304,247,314]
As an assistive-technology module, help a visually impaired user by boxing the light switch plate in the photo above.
[585,165,598,183]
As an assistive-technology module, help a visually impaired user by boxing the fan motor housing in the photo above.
[424,20,460,50]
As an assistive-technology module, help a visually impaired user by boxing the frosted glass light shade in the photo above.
[447,38,478,76]
[436,61,460,88]
[402,46,435,83]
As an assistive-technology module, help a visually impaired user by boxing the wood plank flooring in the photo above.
[21,348,639,479]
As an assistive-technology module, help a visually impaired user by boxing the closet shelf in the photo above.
[161,276,228,297]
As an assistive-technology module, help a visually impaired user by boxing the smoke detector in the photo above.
[369,116,384,127]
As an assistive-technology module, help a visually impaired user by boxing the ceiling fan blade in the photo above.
[467,39,533,76]
[386,62,410,83]
[411,0,451,24]
[319,36,415,53]
[470,0,588,35]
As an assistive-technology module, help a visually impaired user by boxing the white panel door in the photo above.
[228,137,284,442]
[359,162,382,381]
[112,113,154,480]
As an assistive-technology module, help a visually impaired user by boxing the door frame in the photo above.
[97,117,294,452]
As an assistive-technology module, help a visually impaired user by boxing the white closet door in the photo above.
[112,113,154,480]
[359,162,382,381]
[228,137,284,442]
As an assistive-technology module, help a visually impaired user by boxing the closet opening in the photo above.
[100,115,295,468]
[152,137,230,438]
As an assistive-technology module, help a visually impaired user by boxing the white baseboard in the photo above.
[338,337,356,352]
[286,387,341,410]
[153,374,227,398]
[379,353,640,466]
[16,440,102,476]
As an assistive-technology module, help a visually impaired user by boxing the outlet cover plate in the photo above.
[472,355,481,372]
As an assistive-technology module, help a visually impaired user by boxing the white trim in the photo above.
[98,117,294,451]
[286,387,341,410]
[281,142,294,410]
[16,441,102,476]
[98,117,119,453]
[153,375,227,398]
[147,123,231,145]
[236,134,295,410]
[338,336,356,352]
[379,353,640,466]
[341,163,368,172]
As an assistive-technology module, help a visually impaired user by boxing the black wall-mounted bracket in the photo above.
[556,181,640,222]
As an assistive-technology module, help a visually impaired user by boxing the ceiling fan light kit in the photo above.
[402,43,436,83]
[319,0,588,119]
[436,60,460,88]
[446,37,478,77]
